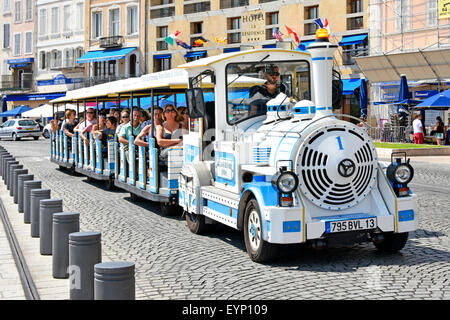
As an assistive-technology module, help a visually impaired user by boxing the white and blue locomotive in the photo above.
[178,27,417,262]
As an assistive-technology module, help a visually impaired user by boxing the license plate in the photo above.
[326,218,377,233]
[27,128,34,130]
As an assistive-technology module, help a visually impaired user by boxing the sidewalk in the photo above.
[0,212,26,300]
[0,178,68,300]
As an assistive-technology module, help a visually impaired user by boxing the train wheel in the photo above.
[160,202,182,216]
[374,232,409,252]
[185,211,208,234]
[243,199,276,263]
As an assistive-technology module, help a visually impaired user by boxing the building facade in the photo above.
[34,0,86,97]
[79,0,142,83]
[146,0,369,117]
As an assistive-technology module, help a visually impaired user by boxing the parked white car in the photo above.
[42,123,51,139]
[0,118,41,141]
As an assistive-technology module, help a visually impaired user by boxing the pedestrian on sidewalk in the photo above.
[413,113,424,144]
[434,116,445,146]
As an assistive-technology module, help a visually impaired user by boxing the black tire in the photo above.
[185,211,208,234]
[160,202,182,216]
[243,198,276,263]
[106,177,114,191]
[130,192,141,201]
[43,130,50,139]
[33,136,39,140]
[374,232,409,252]
[12,133,19,141]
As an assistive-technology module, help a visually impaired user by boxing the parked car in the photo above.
[42,123,51,139]
[0,119,41,141]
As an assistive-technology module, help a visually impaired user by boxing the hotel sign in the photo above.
[241,11,265,43]
[438,0,450,19]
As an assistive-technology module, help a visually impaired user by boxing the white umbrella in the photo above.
[21,104,54,118]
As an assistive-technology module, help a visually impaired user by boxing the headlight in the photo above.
[272,171,299,193]
[387,162,414,185]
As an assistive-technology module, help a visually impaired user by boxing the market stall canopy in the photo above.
[414,89,450,110]
[0,105,32,117]
[355,47,450,83]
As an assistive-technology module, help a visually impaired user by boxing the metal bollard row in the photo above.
[0,147,135,300]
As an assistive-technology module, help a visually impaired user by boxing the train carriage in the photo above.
[48,25,417,263]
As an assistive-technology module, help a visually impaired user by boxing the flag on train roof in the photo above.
[214,35,227,44]
[176,39,192,50]
[165,30,181,46]
[194,37,208,47]
[314,18,330,35]
[285,25,299,43]
[272,28,283,42]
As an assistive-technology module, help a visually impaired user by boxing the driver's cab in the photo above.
[178,49,313,194]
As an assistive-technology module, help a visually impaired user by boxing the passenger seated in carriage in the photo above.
[94,116,117,159]
[118,108,142,164]
[134,106,163,148]
[74,107,96,146]
[155,104,188,162]
[61,109,77,151]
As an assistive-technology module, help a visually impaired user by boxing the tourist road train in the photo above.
[49,26,417,262]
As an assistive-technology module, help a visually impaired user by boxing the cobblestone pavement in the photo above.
[1,139,449,300]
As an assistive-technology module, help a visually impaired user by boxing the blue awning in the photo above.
[296,40,315,52]
[154,54,171,60]
[342,78,362,95]
[223,47,240,53]
[4,93,65,102]
[339,34,368,46]
[184,51,207,58]
[9,63,29,69]
[77,47,136,64]
[7,58,34,64]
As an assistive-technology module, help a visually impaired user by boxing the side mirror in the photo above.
[186,88,205,119]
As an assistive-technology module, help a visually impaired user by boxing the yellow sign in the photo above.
[241,10,265,43]
[438,0,450,19]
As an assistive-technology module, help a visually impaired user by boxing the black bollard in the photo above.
[39,198,63,255]
[52,212,80,279]
[13,169,28,203]
[30,189,51,238]
[0,152,10,176]
[69,232,101,300]
[94,262,135,300]
[2,156,13,180]
[9,165,23,196]
[23,181,42,224]
[17,174,33,213]
[5,160,18,188]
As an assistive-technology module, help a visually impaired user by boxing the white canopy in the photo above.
[21,103,86,118]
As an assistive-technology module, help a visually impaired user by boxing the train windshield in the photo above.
[225,60,310,125]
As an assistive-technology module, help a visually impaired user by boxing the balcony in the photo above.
[1,74,33,91]
[99,36,124,48]
[220,0,248,9]
[150,7,175,19]
[184,2,210,14]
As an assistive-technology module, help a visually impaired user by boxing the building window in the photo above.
[191,21,203,35]
[127,6,138,35]
[109,8,120,36]
[347,16,364,30]
[342,40,368,65]
[25,0,32,21]
[427,0,438,27]
[305,5,318,20]
[13,33,21,56]
[3,24,10,48]
[154,57,170,72]
[347,0,363,14]
[92,11,103,38]
[51,49,62,68]
[266,12,279,25]
[156,26,168,51]
[51,7,59,35]
[76,2,84,31]
[3,0,11,14]
[63,5,71,33]
[39,51,47,70]
[227,17,241,44]
[64,48,74,67]
[304,23,317,36]
[395,0,410,32]
[14,1,21,23]
[24,31,32,54]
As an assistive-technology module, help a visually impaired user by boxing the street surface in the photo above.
[0,138,449,300]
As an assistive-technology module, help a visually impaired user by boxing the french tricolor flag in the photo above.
[314,18,331,35]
